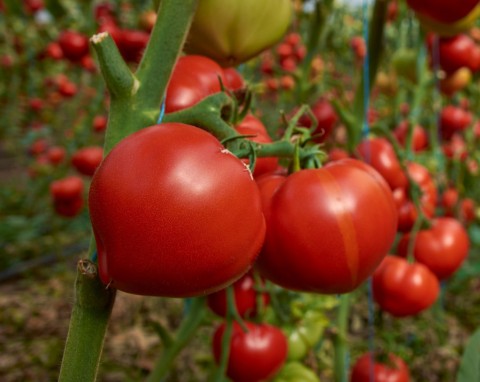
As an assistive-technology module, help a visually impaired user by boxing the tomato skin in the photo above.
[398,217,469,280]
[440,105,472,139]
[235,114,279,177]
[298,99,338,143]
[165,55,227,113]
[350,352,410,382]
[372,256,439,317]
[185,0,292,67]
[71,146,104,176]
[212,321,288,382]
[257,158,397,294]
[356,137,408,190]
[206,272,269,318]
[223,67,245,91]
[394,121,428,152]
[89,123,265,297]
[436,34,477,74]
[50,176,85,218]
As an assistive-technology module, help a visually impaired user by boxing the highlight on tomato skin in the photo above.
[350,351,410,382]
[256,158,398,295]
[88,123,266,298]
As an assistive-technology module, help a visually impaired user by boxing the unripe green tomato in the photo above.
[184,0,292,67]
[392,48,417,82]
[297,311,327,347]
[287,330,309,361]
[273,361,320,382]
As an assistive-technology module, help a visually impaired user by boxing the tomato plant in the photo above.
[212,321,288,382]
[256,158,397,294]
[88,123,266,297]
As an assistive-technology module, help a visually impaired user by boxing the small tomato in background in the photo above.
[212,321,288,382]
[372,255,439,317]
[350,351,410,382]
[207,272,269,318]
[58,30,90,62]
[71,146,103,177]
[50,176,84,217]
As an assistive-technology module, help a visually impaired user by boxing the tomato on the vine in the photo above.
[372,255,439,317]
[350,352,410,382]
[50,176,85,218]
[212,321,288,382]
[71,146,103,177]
[184,0,292,67]
[206,272,269,318]
[235,114,279,177]
[256,158,397,294]
[58,30,90,62]
[89,123,266,297]
[397,217,469,280]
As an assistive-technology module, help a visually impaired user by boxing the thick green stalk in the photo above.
[60,3,199,381]
[58,260,116,382]
[146,298,207,382]
[334,294,350,382]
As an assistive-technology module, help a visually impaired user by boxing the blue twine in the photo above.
[157,97,166,124]
[91,250,98,263]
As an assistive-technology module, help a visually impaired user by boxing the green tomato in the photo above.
[273,361,320,382]
[392,48,417,82]
[287,330,309,361]
[297,311,327,348]
[184,0,292,67]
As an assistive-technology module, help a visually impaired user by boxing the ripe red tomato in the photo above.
[398,217,469,280]
[298,99,338,143]
[58,30,90,62]
[355,137,408,190]
[393,121,429,152]
[443,134,468,160]
[440,105,472,139]
[71,146,104,176]
[165,55,227,113]
[222,67,245,91]
[235,114,279,177]
[117,29,150,63]
[256,158,397,294]
[185,0,292,67]
[50,176,85,217]
[393,162,437,232]
[207,272,269,318]
[406,0,479,24]
[89,123,266,297]
[93,115,108,132]
[372,255,439,317]
[436,34,477,74]
[212,321,288,382]
[350,352,410,382]
[47,146,66,165]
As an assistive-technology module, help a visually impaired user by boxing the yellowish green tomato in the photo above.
[273,361,320,382]
[184,0,292,67]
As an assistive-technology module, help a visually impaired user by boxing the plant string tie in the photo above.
[157,96,166,124]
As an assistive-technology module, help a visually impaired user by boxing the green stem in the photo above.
[58,260,116,382]
[334,294,350,382]
[146,298,207,382]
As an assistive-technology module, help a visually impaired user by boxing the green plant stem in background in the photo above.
[334,293,350,382]
[146,298,207,382]
[59,2,199,381]
[58,260,116,382]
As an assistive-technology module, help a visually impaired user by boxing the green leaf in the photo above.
[457,327,480,382]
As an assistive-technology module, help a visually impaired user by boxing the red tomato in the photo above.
[235,114,279,177]
[350,352,410,382]
[256,158,397,294]
[212,321,288,382]
[441,187,459,215]
[207,272,269,318]
[71,146,104,176]
[118,29,150,63]
[356,137,408,190]
[372,256,439,317]
[440,105,472,139]
[222,67,245,91]
[93,115,108,132]
[436,34,477,74]
[24,0,44,13]
[89,123,266,297]
[43,42,63,60]
[406,0,479,24]
[58,30,90,62]
[298,99,338,143]
[443,134,468,160]
[50,176,85,218]
[47,146,66,165]
[57,80,77,98]
[165,55,228,113]
[394,162,437,232]
[393,121,429,152]
[398,217,469,280]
